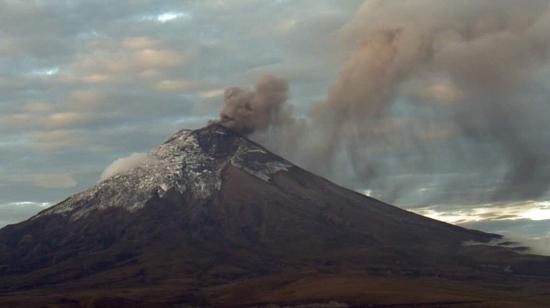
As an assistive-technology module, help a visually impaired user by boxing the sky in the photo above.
[1,0,549,250]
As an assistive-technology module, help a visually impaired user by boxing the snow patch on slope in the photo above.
[35,126,291,221]
[38,129,222,220]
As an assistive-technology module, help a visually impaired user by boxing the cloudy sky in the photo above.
[1,0,549,250]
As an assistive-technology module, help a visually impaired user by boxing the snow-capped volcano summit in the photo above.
[38,125,291,220]
[1,124,550,306]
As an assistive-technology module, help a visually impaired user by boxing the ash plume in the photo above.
[217,0,550,204]
[316,0,550,202]
[215,75,294,135]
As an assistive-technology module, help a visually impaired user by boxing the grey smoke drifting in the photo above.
[216,75,294,135]
[217,0,550,205]
[318,0,550,203]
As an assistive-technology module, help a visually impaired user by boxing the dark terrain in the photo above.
[1,125,549,307]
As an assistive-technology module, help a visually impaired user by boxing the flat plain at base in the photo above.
[1,272,550,307]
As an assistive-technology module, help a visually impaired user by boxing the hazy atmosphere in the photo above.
[1,0,550,250]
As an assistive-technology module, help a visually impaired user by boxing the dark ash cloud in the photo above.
[215,75,294,135]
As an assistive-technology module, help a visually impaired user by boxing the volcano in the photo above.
[1,124,550,307]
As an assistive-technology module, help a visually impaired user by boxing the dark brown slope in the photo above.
[0,124,549,307]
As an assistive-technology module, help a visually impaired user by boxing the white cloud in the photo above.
[7,201,50,207]
[138,11,192,23]
[517,236,550,256]
[413,201,550,224]
[30,67,60,77]
[463,236,550,256]
[100,152,155,181]
[156,11,191,23]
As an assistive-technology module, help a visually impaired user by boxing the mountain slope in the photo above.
[1,124,549,306]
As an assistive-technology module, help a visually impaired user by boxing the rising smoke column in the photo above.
[216,0,550,204]
[216,75,293,135]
